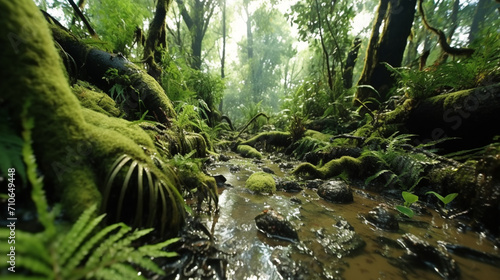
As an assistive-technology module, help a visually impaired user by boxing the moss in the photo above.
[240,131,292,147]
[73,84,122,117]
[237,144,262,159]
[245,172,276,194]
[304,129,332,142]
[0,1,190,234]
[292,156,363,179]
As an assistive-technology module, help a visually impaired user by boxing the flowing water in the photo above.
[201,153,500,280]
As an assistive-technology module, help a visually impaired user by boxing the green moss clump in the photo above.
[245,172,276,194]
[237,144,262,159]
[292,156,363,179]
[304,130,332,142]
[73,84,122,117]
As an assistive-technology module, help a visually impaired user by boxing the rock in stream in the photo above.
[398,233,460,280]
[255,209,299,242]
[317,180,354,203]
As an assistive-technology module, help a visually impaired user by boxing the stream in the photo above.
[196,152,500,280]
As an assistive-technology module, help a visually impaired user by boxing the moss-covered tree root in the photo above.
[292,156,364,179]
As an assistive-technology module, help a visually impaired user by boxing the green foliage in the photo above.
[364,133,437,190]
[102,154,186,235]
[103,68,149,119]
[169,151,218,211]
[292,136,328,160]
[426,191,458,206]
[288,114,307,142]
[395,191,419,218]
[0,114,26,184]
[87,0,152,55]
[390,29,500,100]
[0,110,179,279]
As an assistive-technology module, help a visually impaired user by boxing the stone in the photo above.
[255,209,299,241]
[398,234,460,280]
[365,205,399,231]
[317,180,354,203]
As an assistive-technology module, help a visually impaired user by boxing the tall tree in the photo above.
[355,0,417,107]
[143,0,173,80]
[175,0,218,70]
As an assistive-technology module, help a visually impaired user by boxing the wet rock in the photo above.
[255,209,299,241]
[271,248,308,280]
[317,180,353,203]
[229,164,240,172]
[290,197,302,204]
[304,179,322,189]
[315,219,366,257]
[398,234,460,280]
[219,154,231,161]
[439,241,500,267]
[279,162,294,169]
[365,205,399,231]
[277,180,303,193]
[212,174,227,188]
[262,167,275,174]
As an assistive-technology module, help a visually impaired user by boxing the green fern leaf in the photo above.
[84,225,132,269]
[58,204,101,266]
[63,222,123,275]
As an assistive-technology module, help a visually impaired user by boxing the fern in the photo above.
[0,108,180,280]
[364,133,436,190]
[0,112,26,184]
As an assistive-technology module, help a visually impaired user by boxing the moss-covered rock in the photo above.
[304,129,332,142]
[237,144,262,159]
[292,156,364,179]
[245,172,276,194]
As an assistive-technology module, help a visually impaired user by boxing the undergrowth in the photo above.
[0,107,179,279]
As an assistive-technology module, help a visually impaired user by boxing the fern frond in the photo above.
[58,204,101,266]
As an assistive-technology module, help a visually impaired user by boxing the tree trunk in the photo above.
[406,83,500,152]
[48,21,176,124]
[355,0,417,107]
[219,0,226,113]
[468,0,489,44]
[343,37,362,89]
[143,0,173,80]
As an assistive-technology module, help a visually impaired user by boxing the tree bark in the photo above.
[406,83,500,152]
[468,0,489,44]
[343,37,362,89]
[48,21,176,124]
[355,0,417,107]
[143,0,173,80]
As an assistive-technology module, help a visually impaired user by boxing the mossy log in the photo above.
[46,16,176,123]
[0,1,192,235]
[406,83,500,151]
[240,131,292,147]
[292,156,364,179]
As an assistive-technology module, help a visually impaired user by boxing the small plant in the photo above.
[395,191,459,218]
[395,191,419,218]
[426,191,458,207]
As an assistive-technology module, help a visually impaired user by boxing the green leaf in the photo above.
[426,191,445,203]
[396,205,415,218]
[402,191,418,205]
[442,193,458,205]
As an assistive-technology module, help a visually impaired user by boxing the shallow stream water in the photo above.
[202,153,500,280]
